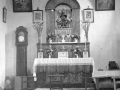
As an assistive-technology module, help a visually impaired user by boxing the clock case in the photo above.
[15,26,28,76]
[15,26,28,45]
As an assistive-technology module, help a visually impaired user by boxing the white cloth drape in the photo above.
[33,57,96,78]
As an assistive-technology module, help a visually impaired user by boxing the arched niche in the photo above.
[45,0,80,37]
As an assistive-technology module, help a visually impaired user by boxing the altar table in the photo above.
[33,58,95,88]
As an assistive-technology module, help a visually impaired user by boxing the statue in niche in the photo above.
[56,9,72,28]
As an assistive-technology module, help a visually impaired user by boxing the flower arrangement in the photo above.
[46,45,56,58]
[46,49,53,58]
[46,33,55,43]
[80,20,90,42]
[71,34,80,42]
[73,47,82,57]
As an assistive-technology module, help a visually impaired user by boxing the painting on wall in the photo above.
[33,9,43,23]
[3,7,7,23]
[83,8,94,23]
[13,0,32,12]
[95,0,115,11]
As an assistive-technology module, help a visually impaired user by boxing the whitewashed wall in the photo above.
[5,0,120,80]
[0,0,7,89]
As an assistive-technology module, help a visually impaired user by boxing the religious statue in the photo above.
[56,10,72,28]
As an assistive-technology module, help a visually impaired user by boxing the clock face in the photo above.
[18,36,24,42]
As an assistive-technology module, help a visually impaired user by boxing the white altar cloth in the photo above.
[33,57,95,78]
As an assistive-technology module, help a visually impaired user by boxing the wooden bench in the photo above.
[48,75,64,90]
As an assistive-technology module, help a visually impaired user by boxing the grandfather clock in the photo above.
[15,26,28,76]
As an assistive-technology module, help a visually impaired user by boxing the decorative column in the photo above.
[32,20,44,81]
[81,20,91,58]
[33,20,44,51]
[82,7,93,42]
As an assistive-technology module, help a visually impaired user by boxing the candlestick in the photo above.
[33,21,44,51]
[62,34,65,43]
[84,35,86,50]
[76,54,78,58]
[40,36,42,49]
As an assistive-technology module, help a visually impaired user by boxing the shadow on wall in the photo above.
[4,76,15,90]
[0,87,3,90]
[27,69,33,76]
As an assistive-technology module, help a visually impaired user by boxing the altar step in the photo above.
[35,88,114,90]
[35,88,95,90]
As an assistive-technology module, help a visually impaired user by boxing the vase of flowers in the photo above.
[74,47,82,58]
[46,48,53,58]
[46,33,55,43]
[71,34,80,42]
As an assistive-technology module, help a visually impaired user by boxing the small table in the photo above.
[48,75,64,90]
[92,70,120,90]
[112,76,120,90]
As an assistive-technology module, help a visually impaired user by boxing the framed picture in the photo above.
[95,0,115,11]
[3,7,7,23]
[83,8,94,23]
[58,52,68,58]
[33,9,43,23]
[13,0,32,12]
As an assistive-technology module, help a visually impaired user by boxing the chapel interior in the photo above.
[0,0,120,90]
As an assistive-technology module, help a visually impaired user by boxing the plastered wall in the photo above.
[0,0,7,89]
[5,0,120,88]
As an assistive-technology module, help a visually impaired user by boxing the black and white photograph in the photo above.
[1,0,120,90]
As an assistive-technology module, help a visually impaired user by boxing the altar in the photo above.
[32,1,93,88]
[33,58,95,88]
